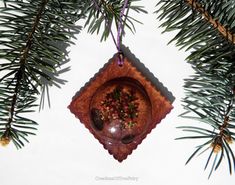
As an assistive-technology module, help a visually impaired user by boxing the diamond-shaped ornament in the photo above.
[68,46,174,162]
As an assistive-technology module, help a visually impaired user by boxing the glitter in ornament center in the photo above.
[99,86,139,130]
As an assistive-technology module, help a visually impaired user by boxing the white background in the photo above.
[1,1,235,185]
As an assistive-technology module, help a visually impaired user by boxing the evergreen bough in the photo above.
[156,0,235,178]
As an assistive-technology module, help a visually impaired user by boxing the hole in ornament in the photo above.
[89,77,152,143]
[118,52,124,67]
[118,63,123,67]
[121,134,135,144]
[90,108,104,131]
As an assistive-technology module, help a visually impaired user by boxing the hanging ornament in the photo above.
[68,46,174,161]
[68,0,174,162]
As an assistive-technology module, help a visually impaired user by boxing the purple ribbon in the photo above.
[117,0,129,66]
[91,0,129,66]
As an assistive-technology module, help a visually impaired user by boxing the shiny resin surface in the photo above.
[69,51,173,162]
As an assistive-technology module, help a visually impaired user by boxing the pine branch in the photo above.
[156,0,235,177]
[84,0,147,42]
[185,0,235,44]
[0,0,85,148]
[6,0,48,143]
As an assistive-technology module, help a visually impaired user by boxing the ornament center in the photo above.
[89,77,152,144]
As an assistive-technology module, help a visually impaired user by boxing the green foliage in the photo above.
[84,0,147,41]
[156,0,235,178]
[0,0,85,148]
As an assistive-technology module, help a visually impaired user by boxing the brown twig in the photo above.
[219,103,233,138]
[211,87,234,153]
[185,0,235,44]
[4,0,49,134]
